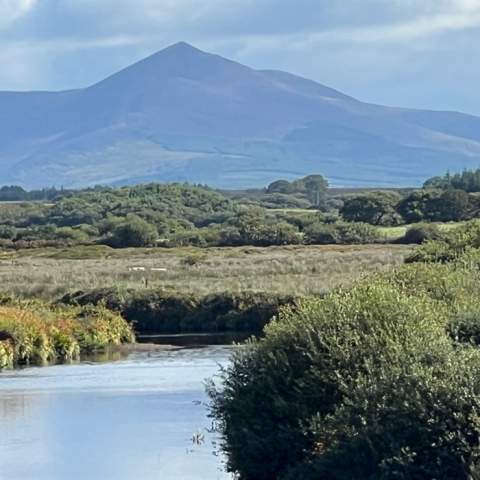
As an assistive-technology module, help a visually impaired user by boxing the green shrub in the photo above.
[400,222,442,244]
[340,191,401,225]
[305,222,381,245]
[304,223,337,244]
[0,225,16,240]
[105,215,158,248]
[209,275,480,480]
[55,226,89,242]
[449,310,480,346]
[406,220,480,263]
[219,221,301,247]
[282,348,480,480]
[405,239,458,263]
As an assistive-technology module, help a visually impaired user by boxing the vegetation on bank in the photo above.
[0,243,408,338]
[60,289,300,335]
[0,168,477,250]
[209,220,480,480]
[0,299,134,369]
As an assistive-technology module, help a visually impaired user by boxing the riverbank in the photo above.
[0,244,411,337]
[61,289,298,335]
[0,299,134,369]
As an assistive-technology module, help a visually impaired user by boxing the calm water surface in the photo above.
[0,346,233,480]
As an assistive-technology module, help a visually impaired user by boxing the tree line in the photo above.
[0,170,479,249]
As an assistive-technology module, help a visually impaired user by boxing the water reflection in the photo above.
[0,346,233,480]
[139,332,253,348]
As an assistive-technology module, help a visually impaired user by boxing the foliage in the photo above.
[398,188,476,223]
[305,222,382,245]
[0,185,66,202]
[267,174,329,208]
[104,215,158,248]
[425,168,480,193]
[60,289,300,334]
[340,191,401,225]
[0,300,134,369]
[407,219,480,263]
[399,222,443,244]
[209,263,480,480]
[2,171,478,249]
[449,311,480,346]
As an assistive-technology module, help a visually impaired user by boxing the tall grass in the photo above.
[0,244,411,300]
[0,299,134,369]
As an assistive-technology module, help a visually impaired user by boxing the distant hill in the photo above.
[1,41,480,189]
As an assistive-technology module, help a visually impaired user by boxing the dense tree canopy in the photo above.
[340,191,401,225]
[266,174,328,208]
[425,169,480,192]
[1,168,480,249]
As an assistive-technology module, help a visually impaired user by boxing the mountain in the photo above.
[1,41,480,189]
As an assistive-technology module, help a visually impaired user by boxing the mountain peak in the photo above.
[165,41,201,53]
[3,42,480,190]
[92,40,250,89]
[150,41,208,61]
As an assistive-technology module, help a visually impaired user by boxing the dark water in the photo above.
[138,332,252,347]
[0,346,233,480]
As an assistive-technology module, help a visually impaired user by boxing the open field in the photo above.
[0,244,412,300]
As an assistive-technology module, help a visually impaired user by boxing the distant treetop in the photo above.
[424,168,480,192]
[267,174,328,207]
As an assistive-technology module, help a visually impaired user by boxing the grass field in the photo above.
[0,244,412,300]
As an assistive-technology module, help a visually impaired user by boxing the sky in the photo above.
[0,0,479,115]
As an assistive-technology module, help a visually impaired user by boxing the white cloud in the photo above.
[211,0,480,58]
[0,0,479,115]
[0,0,37,28]
[56,0,248,29]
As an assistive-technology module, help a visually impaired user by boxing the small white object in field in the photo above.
[128,266,146,272]
[150,267,167,272]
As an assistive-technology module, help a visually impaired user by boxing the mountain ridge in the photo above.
[1,41,479,189]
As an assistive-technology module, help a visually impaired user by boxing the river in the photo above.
[0,344,234,480]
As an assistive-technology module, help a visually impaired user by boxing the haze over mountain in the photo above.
[1,41,480,189]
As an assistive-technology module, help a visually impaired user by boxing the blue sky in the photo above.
[1,0,479,115]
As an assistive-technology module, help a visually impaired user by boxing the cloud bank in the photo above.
[0,0,479,114]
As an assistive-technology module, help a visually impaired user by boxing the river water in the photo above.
[0,345,233,480]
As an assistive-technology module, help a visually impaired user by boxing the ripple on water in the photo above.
[0,346,233,480]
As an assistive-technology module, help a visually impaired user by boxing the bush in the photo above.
[0,225,16,240]
[219,222,301,247]
[340,191,401,225]
[105,215,158,248]
[305,222,381,245]
[55,226,89,242]
[282,348,480,480]
[209,273,480,480]
[406,220,480,263]
[449,310,480,346]
[400,222,443,244]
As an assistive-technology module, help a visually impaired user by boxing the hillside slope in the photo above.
[1,42,480,188]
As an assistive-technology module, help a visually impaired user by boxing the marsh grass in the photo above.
[0,300,134,369]
[0,244,411,300]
